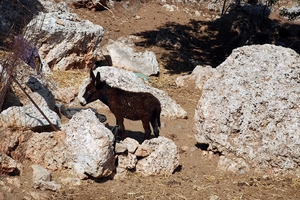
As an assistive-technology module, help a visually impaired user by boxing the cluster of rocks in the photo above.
[115,137,180,178]
[0,1,185,198]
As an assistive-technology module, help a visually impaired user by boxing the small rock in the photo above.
[181,146,189,152]
[134,15,141,20]
[123,138,139,153]
[209,195,221,200]
[262,175,270,180]
[117,153,137,169]
[32,164,51,182]
[56,19,64,26]
[33,180,61,191]
[135,144,152,157]
[32,164,61,191]
[60,177,82,186]
[115,142,127,154]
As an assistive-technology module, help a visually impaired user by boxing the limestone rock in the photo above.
[175,65,216,91]
[0,104,61,130]
[122,138,139,154]
[103,37,159,76]
[136,137,179,176]
[62,109,115,178]
[24,1,104,70]
[134,143,152,157]
[195,44,300,175]
[32,164,61,191]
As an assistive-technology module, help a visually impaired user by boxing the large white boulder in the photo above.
[25,1,104,70]
[195,44,300,175]
[26,109,115,179]
[62,109,115,178]
[103,37,160,76]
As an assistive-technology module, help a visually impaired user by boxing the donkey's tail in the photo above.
[157,106,161,128]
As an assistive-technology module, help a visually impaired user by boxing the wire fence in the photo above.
[0,0,44,111]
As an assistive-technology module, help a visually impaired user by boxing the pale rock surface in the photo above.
[175,65,216,91]
[194,44,300,175]
[32,164,61,191]
[26,131,67,171]
[60,177,82,186]
[26,109,115,179]
[24,1,104,70]
[136,137,179,176]
[78,66,187,119]
[6,177,21,188]
[103,37,159,76]
[0,104,61,129]
[52,86,77,104]
[134,143,152,157]
[117,153,137,170]
[114,142,128,154]
[122,138,139,153]
[62,109,115,178]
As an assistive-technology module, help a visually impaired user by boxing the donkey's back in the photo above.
[107,87,161,122]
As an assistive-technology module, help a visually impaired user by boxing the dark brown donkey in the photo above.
[80,69,161,141]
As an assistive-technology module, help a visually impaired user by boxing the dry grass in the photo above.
[50,69,88,88]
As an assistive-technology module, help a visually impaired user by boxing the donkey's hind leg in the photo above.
[151,119,159,137]
[115,116,126,141]
[142,120,152,141]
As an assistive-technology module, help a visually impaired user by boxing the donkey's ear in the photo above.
[90,68,95,80]
[95,72,102,89]
[95,72,101,84]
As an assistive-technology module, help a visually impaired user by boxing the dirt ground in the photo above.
[1,0,300,199]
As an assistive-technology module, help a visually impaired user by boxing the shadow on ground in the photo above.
[134,5,300,74]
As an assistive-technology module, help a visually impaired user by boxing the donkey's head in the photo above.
[80,68,102,106]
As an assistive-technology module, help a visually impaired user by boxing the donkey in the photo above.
[80,68,161,141]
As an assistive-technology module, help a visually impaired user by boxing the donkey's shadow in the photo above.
[105,123,156,144]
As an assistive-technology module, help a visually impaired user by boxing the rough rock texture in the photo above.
[103,37,160,76]
[26,109,115,179]
[32,164,61,191]
[62,109,115,179]
[0,104,61,130]
[136,137,180,176]
[78,66,187,119]
[0,129,31,162]
[194,44,300,175]
[114,137,179,178]
[0,152,23,175]
[24,1,104,70]
[25,131,67,171]
[175,65,216,91]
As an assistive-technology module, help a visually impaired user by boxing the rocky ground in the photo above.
[1,0,300,199]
